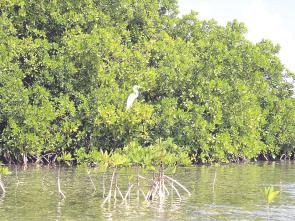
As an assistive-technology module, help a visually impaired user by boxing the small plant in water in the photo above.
[264,186,280,205]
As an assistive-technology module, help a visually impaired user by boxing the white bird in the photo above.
[126,85,140,110]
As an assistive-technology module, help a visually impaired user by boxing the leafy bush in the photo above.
[0,0,294,164]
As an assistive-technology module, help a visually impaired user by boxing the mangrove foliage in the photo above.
[0,0,294,165]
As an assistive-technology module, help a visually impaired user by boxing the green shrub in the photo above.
[0,0,294,164]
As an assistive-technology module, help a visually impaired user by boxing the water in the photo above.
[1,161,295,220]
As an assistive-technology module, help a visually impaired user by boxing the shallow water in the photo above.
[1,161,295,220]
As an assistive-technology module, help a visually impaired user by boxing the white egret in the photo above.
[126,85,140,110]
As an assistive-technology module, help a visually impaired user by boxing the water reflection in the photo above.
[0,192,5,207]
[0,162,295,220]
[56,199,65,221]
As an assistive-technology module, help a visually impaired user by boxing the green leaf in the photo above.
[0,167,11,175]
[264,186,280,204]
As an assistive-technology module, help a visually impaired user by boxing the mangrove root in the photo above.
[101,170,191,208]
[57,167,65,199]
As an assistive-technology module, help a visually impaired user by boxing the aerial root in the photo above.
[88,173,97,192]
[101,171,191,208]
[163,182,170,196]
[124,184,134,202]
[139,187,147,199]
[57,167,65,199]
[166,179,181,200]
[144,174,191,202]
[116,186,124,201]
[102,170,116,206]
[164,175,191,196]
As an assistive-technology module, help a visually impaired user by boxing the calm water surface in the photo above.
[1,161,295,220]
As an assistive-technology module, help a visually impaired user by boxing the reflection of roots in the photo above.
[101,170,191,208]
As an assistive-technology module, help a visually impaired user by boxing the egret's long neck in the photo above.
[133,89,139,96]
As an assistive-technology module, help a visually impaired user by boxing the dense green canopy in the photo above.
[0,0,294,164]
